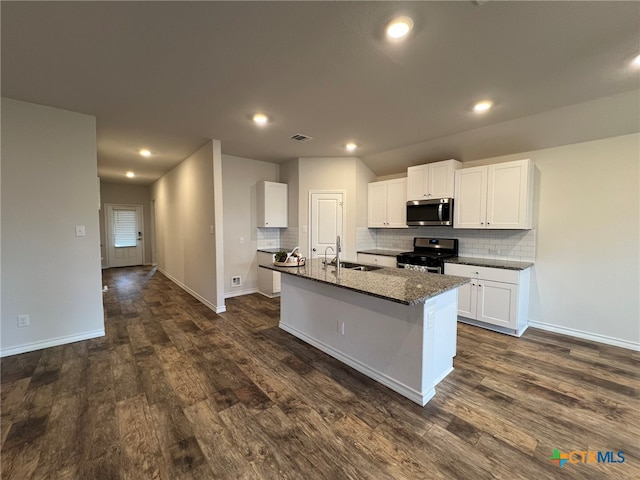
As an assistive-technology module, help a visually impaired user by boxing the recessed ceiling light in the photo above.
[473,100,493,113]
[345,142,358,152]
[126,171,135,178]
[386,16,413,40]
[253,113,269,125]
[631,54,640,68]
[139,149,151,157]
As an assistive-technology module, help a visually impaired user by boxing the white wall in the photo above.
[279,159,300,248]
[222,154,279,297]
[298,157,376,260]
[464,134,639,348]
[151,140,225,312]
[1,98,104,356]
[99,182,152,267]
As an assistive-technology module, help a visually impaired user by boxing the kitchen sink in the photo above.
[338,261,383,272]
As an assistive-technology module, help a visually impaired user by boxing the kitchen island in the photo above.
[259,259,469,406]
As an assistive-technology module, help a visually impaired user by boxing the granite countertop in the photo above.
[257,247,297,254]
[260,258,469,306]
[356,249,407,257]
[445,256,534,271]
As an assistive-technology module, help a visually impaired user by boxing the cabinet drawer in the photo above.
[445,263,519,284]
[357,253,398,268]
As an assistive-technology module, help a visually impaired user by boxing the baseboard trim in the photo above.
[279,322,435,406]
[257,290,281,299]
[528,321,640,352]
[0,329,105,358]
[457,317,526,337]
[157,268,226,315]
[225,288,259,299]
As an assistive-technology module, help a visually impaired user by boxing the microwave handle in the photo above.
[438,203,443,222]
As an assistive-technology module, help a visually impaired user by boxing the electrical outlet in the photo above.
[239,237,245,244]
[427,311,435,329]
[231,276,241,287]
[336,320,345,335]
[75,225,86,237]
[17,314,30,328]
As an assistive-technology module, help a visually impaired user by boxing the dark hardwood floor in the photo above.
[1,266,638,479]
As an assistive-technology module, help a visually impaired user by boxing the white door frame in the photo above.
[105,203,145,268]
[308,190,346,259]
[150,199,157,266]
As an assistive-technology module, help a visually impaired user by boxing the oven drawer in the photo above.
[444,263,519,283]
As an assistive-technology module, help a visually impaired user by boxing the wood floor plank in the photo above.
[217,402,305,479]
[183,399,261,480]
[115,393,168,480]
[31,393,84,480]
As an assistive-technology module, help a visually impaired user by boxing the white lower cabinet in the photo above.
[257,251,281,297]
[444,263,530,336]
[356,253,398,268]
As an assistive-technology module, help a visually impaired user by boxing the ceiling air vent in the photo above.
[290,133,313,143]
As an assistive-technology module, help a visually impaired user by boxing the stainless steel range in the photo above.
[396,237,458,274]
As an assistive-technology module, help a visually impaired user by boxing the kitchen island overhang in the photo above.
[260,259,469,406]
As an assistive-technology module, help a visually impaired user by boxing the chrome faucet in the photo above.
[323,246,334,270]
[335,235,341,276]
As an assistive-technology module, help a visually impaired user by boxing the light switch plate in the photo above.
[75,225,86,237]
[17,314,30,328]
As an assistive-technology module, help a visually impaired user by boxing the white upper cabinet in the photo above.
[453,166,488,228]
[368,178,407,228]
[406,159,461,201]
[257,181,288,228]
[454,159,534,229]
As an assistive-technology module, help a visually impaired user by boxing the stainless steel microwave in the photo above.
[406,198,453,226]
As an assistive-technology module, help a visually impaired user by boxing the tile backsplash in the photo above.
[280,228,299,250]
[358,227,536,262]
[256,227,299,250]
[257,228,280,249]
[356,227,376,251]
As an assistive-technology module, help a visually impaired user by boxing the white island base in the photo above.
[279,275,459,406]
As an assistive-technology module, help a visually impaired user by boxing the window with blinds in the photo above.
[113,209,137,247]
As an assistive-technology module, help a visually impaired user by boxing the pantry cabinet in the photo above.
[257,181,288,228]
[454,159,533,229]
[444,263,530,336]
[406,159,461,201]
[367,178,407,228]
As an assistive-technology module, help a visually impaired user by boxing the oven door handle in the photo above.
[438,203,443,222]
[396,262,442,274]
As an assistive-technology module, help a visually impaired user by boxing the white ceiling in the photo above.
[2,1,639,185]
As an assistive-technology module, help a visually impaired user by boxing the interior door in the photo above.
[106,204,144,267]
[310,192,344,260]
